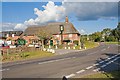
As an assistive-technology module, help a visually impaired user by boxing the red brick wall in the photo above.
[53,34,79,41]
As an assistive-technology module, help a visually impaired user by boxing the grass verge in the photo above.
[83,70,120,78]
[1,50,54,63]
[75,41,99,50]
[105,42,119,44]
[84,41,99,49]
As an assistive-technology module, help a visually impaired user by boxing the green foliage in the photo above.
[84,41,99,49]
[73,40,79,45]
[89,23,120,42]
[80,35,87,43]
[83,70,120,78]
[106,36,116,42]
[2,50,54,62]
[90,32,102,42]
[111,23,120,41]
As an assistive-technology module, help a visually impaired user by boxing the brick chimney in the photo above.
[65,16,69,23]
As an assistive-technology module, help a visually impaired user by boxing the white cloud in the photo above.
[24,18,37,25]
[63,2,118,21]
[62,0,120,2]
[15,1,65,30]
[14,23,27,30]
[2,0,120,2]
[33,1,65,23]
[78,29,86,35]
[1,23,17,31]
[14,1,118,31]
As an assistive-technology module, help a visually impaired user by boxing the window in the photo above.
[56,35,59,37]
[69,34,72,37]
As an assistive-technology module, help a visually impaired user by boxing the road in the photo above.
[1,43,120,79]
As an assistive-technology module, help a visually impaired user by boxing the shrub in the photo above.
[73,40,79,45]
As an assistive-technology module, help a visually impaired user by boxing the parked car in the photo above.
[2,44,10,49]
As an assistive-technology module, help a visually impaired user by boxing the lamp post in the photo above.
[59,25,64,45]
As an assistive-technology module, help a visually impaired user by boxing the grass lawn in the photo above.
[84,41,99,49]
[1,50,54,62]
[83,70,120,78]
[105,42,119,44]
[75,41,99,50]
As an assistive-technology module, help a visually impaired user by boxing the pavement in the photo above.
[1,43,120,79]
[55,49,82,55]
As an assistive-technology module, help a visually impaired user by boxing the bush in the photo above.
[73,40,79,45]
[94,37,101,42]
[106,36,116,42]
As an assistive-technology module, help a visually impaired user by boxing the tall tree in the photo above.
[111,22,120,41]
[36,27,52,49]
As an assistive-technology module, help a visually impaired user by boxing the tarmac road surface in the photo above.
[1,43,120,78]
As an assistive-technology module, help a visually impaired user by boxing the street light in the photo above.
[59,25,64,44]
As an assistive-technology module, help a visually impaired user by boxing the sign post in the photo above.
[59,25,64,45]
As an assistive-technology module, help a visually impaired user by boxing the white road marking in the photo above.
[94,56,120,72]
[93,63,99,66]
[93,68,100,72]
[99,61,104,63]
[38,57,76,64]
[101,49,106,51]
[87,51,97,55]
[66,53,120,77]
[86,66,93,70]
[101,64,107,68]
[76,69,85,74]
[96,53,120,65]
[64,53,120,78]
[66,74,75,78]
[0,68,9,72]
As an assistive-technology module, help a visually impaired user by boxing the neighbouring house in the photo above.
[22,35,40,45]
[24,16,81,46]
[1,30,40,46]
[1,31,23,46]
[2,31,23,38]
[8,35,39,46]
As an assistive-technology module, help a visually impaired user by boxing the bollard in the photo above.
[50,49,53,52]
[55,45,58,49]
[79,47,81,49]
[49,45,51,48]
[47,49,50,52]
[52,49,55,53]
[65,47,67,49]
[73,46,75,49]
[43,48,46,51]
[68,47,70,49]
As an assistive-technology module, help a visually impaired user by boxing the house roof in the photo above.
[2,31,23,37]
[24,22,80,36]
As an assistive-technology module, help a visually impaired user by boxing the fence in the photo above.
[1,46,41,55]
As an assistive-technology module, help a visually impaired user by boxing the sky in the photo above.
[1,1,119,34]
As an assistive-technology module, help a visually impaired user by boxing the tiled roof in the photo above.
[2,31,23,37]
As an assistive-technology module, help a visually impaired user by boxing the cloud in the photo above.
[62,0,120,2]
[77,29,86,35]
[14,23,27,30]
[2,0,120,2]
[14,1,65,30]
[33,1,65,24]
[14,1,118,31]
[63,2,118,21]
[1,23,17,31]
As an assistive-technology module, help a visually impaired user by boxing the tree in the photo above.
[106,36,116,42]
[101,28,111,41]
[91,32,102,42]
[111,23,120,41]
[36,28,52,49]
